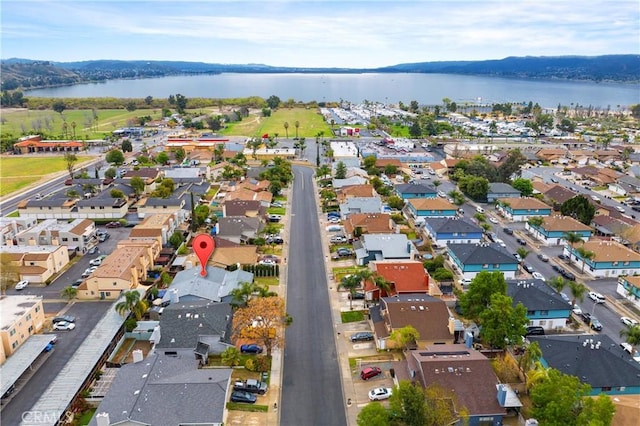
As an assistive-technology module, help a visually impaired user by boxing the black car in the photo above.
[561,270,576,281]
[552,264,562,273]
[266,236,284,244]
[348,292,365,300]
[52,315,76,324]
[590,317,603,331]
[351,332,374,342]
[580,312,592,324]
[525,326,545,336]
[523,264,535,273]
[503,228,514,235]
[230,391,257,404]
[558,253,568,260]
[516,238,527,246]
[336,248,353,257]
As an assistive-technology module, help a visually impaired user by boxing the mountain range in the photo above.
[1,55,638,92]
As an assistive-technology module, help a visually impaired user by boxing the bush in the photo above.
[432,267,454,281]
[253,355,271,372]
[245,358,256,371]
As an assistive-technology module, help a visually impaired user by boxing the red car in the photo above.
[360,366,382,380]
[105,221,122,228]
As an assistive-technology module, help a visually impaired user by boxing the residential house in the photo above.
[89,353,231,426]
[129,213,179,246]
[161,265,254,304]
[617,276,640,311]
[343,213,394,240]
[447,243,519,280]
[0,296,45,363]
[374,158,403,171]
[18,197,80,219]
[239,178,270,193]
[506,279,571,330]
[354,234,417,266]
[543,185,578,208]
[428,162,447,177]
[528,334,640,396]
[155,300,234,357]
[535,148,568,163]
[526,215,593,246]
[531,180,553,195]
[364,260,429,301]
[63,178,110,192]
[223,186,273,207]
[122,167,163,185]
[339,197,384,218]
[487,183,521,203]
[406,198,458,224]
[216,217,264,244]
[337,184,376,202]
[394,183,437,200]
[496,197,553,222]
[590,215,631,239]
[77,239,160,300]
[423,217,484,248]
[14,218,96,253]
[371,294,452,348]
[570,166,621,186]
[332,176,368,189]
[0,245,70,283]
[564,240,640,278]
[395,344,512,425]
[222,200,266,218]
[209,161,243,181]
[209,237,258,268]
[608,175,640,197]
[0,217,38,246]
[136,197,185,219]
[13,135,83,154]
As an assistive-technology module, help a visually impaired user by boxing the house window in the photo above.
[30,262,35,266]
[452,232,458,237]
[72,237,79,242]
[113,282,117,286]
[601,386,612,392]
[26,314,31,320]
[28,325,33,333]
[482,264,488,269]
[527,310,535,316]
[91,206,95,210]
[623,261,630,266]
[540,310,548,316]
[9,329,15,336]
[106,292,111,297]
[613,261,619,266]
[62,237,68,242]
[12,342,17,349]
[539,320,547,326]
[493,264,499,268]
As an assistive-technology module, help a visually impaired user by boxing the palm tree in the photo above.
[563,232,583,261]
[298,137,306,157]
[338,274,362,310]
[294,120,300,139]
[518,341,542,387]
[527,216,544,229]
[284,122,289,139]
[433,180,442,189]
[317,165,331,180]
[575,246,595,273]
[115,290,148,320]
[516,247,530,262]
[620,324,640,352]
[372,275,392,299]
[548,276,566,293]
[60,286,78,301]
[567,280,586,307]
[71,121,77,139]
[214,143,225,163]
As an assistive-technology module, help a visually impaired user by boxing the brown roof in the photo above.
[382,296,451,341]
[532,180,552,194]
[622,276,640,289]
[213,236,242,248]
[20,266,47,274]
[579,240,640,262]
[23,253,51,261]
[429,162,445,170]
[225,187,273,203]
[343,213,393,235]
[499,197,551,210]
[368,261,429,294]
[129,228,162,238]
[339,184,375,199]
[544,185,577,204]
[536,148,568,159]
[223,200,264,217]
[408,198,457,211]
[123,168,162,179]
[442,159,461,167]
[210,246,258,267]
[541,215,593,232]
[375,159,402,168]
[69,219,94,236]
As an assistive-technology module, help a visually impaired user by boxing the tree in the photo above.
[60,286,78,301]
[144,95,153,105]
[516,247,530,262]
[110,189,125,198]
[52,100,66,115]
[389,325,419,349]
[294,120,300,139]
[548,276,567,294]
[335,161,347,179]
[115,290,148,321]
[173,147,186,163]
[0,253,20,294]
[213,143,225,163]
[339,274,361,310]
[458,271,507,322]
[577,394,616,426]
[155,151,169,165]
[193,204,210,228]
[458,175,490,201]
[232,296,289,357]
[169,230,185,249]
[388,381,427,426]
[230,281,276,308]
[567,280,587,307]
[64,152,78,179]
[386,195,404,210]
[283,121,289,138]
[105,149,125,165]
[266,95,281,109]
[125,101,137,112]
[518,341,542,387]
[480,293,528,349]
[104,167,117,179]
[530,368,592,425]
[424,383,466,426]
[560,195,595,225]
[121,139,133,152]
[497,149,527,181]
[174,93,188,113]
[357,402,389,426]
[130,175,145,195]
[317,164,331,179]
[511,178,533,196]
[408,121,422,138]
[527,216,544,229]
[221,346,241,367]
[575,246,595,273]
[620,324,640,352]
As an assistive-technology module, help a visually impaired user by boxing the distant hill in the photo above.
[1,55,638,92]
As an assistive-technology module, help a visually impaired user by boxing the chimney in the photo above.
[95,412,110,426]
[132,349,143,363]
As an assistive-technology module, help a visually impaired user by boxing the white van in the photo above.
[476,206,485,213]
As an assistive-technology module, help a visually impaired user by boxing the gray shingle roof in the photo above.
[395,183,436,194]
[145,198,183,207]
[89,354,231,426]
[339,197,383,215]
[448,243,518,265]
[506,279,570,312]
[426,217,483,234]
[488,182,521,194]
[162,266,254,303]
[217,217,263,238]
[361,234,415,259]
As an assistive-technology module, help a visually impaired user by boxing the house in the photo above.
[506,279,571,330]
[223,186,273,207]
[374,158,403,171]
[528,334,640,396]
[590,215,631,239]
[161,265,254,304]
[18,196,79,219]
[0,217,38,246]
[354,234,417,266]
[76,195,129,219]
[564,240,640,278]
[13,135,83,154]
[395,344,513,425]
[155,300,233,357]
[337,184,376,202]
[209,238,258,268]
[496,197,553,222]
[343,213,394,239]
[216,216,263,244]
[332,176,368,189]
[13,218,96,253]
[543,185,578,208]
[129,213,180,246]
[608,175,640,197]
[525,215,593,246]
[0,245,70,284]
[222,200,266,218]
[531,180,553,195]
[77,239,160,300]
[447,243,519,279]
[535,148,568,163]
[209,161,243,181]
[136,197,185,219]
[339,197,384,218]
[406,198,458,224]
[424,217,483,248]
[89,353,231,426]
[617,276,640,311]
[0,295,45,363]
[371,294,452,347]
[364,260,430,300]
[394,183,437,200]
[487,183,521,203]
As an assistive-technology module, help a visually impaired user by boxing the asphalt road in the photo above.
[281,166,346,426]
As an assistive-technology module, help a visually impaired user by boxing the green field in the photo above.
[0,155,94,196]
[222,108,332,139]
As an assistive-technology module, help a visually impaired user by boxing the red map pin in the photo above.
[193,234,215,277]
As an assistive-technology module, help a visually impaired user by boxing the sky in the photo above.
[2,0,639,68]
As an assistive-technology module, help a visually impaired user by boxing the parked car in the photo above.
[537,253,549,262]
[552,264,563,273]
[531,272,545,281]
[336,248,353,257]
[588,291,605,304]
[475,206,485,213]
[72,279,83,288]
[330,235,348,244]
[326,225,343,232]
[89,257,103,266]
[88,246,98,254]
[52,315,76,324]
[327,212,341,219]
[265,236,284,244]
[368,387,393,401]
[15,280,29,290]
[98,233,110,242]
[558,253,568,260]
[572,304,583,315]
[268,214,282,223]
[503,228,514,235]
[550,178,559,183]
[105,221,122,228]
[513,253,522,262]
[240,344,263,354]
[559,292,571,304]
[561,270,576,281]
[348,292,365,300]
[271,201,284,208]
[525,326,545,336]
[488,217,498,224]
[351,332,374,342]
[516,238,527,246]
[621,316,639,327]
[258,259,277,265]
[523,264,535,273]
[233,379,268,395]
[495,239,506,248]
[590,317,603,331]
[360,366,382,380]
[328,217,341,224]
[230,390,257,404]
[53,321,76,331]
[486,232,498,242]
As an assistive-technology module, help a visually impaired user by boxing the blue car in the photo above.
[240,344,263,354]
[230,390,257,404]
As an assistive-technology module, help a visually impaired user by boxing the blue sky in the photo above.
[2,0,638,68]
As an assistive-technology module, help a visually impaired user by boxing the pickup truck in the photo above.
[233,379,268,395]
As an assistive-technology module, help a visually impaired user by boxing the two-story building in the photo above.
[447,243,519,280]
[343,213,394,240]
[0,245,70,284]
[506,279,571,330]
[486,183,521,203]
[526,215,593,246]
[339,197,384,218]
[363,260,430,301]
[423,217,484,248]
[564,240,640,278]
[14,218,96,254]
[496,197,553,222]
[617,276,640,311]
[394,183,437,201]
[406,198,458,225]
[354,234,418,266]
[0,217,38,246]
[0,295,45,363]
[128,213,180,246]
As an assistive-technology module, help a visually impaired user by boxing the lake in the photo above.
[25,73,639,109]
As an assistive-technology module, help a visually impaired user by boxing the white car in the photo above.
[89,258,103,267]
[495,239,506,248]
[615,206,626,213]
[437,191,447,198]
[368,387,393,401]
[476,206,485,213]
[621,316,639,327]
[531,272,545,281]
[15,280,29,290]
[588,291,606,304]
[326,225,343,232]
[572,304,582,315]
[488,217,498,224]
[53,321,76,331]
[328,217,341,224]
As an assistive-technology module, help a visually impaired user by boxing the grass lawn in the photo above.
[341,310,365,323]
[267,207,285,215]
[226,402,269,412]
[0,155,94,196]
[76,408,96,426]
[255,276,280,287]
[221,108,332,139]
